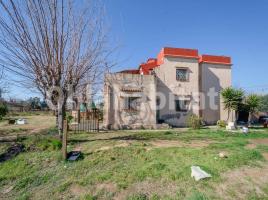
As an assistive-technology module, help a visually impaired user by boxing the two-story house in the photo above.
[103,47,232,129]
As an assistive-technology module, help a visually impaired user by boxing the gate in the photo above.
[72,109,100,133]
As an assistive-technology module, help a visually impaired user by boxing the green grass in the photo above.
[23,134,62,151]
[1,128,268,199]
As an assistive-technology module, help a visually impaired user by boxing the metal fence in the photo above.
[71,109,100,133]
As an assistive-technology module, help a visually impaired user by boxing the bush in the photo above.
[66,114,73,124]
[186,114,202,129]
[217,120,227,128]
[0,102,8,120]
[25,135,62,151]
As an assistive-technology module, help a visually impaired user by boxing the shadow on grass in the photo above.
[68,134,149,145]
[250,127,267,130]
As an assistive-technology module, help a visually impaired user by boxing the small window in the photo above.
[124,97,139,111]
[175,100,189,112]
[156,98,160,106]
[176,68,188,81]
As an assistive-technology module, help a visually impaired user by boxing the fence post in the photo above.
[77,110,80,123]
[62,120,68,160]
[97,110,99,132]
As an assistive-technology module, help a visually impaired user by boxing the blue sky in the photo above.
[5,0,268,99]
[105,0,268,93]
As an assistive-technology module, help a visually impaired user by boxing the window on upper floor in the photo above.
[176,68,188,81]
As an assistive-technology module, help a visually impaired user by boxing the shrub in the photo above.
[66,115,73,124]
[186,114,202,129]
[0,102,8,120]
[25,135,62,151]
[217,120,227,128]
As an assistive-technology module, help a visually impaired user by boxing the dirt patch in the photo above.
[216,163,268,200]
[114,180,179,200]
[148,139,212,149]
[246,143,257,149]
[96,141,133,152]
[1,185,14,194]
[249,138,268,146]
[70,184,87,197]
[246,138,268,149]
[95,182,117,194]
[0,143,24,162]
[262,152,268,160]
[95,139,213,152]
[149,140,183,148]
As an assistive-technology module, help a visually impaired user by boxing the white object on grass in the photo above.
[226,122,236,130]
[191,166,212,181]
[15,119,27,125]
[242,126,249,134]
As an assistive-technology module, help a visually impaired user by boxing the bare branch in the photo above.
[0,0,113,132]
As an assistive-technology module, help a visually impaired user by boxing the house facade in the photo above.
[104,47,232,129]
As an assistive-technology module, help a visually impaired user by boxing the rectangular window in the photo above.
[156,98,160,106]
[176,68,188,81]
[124,97,139,111]
[175,100,189,112]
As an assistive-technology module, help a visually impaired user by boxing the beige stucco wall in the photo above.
[153,57,200,126]
[200,63,232,124]
[103,57,232,129]
[103,73,156,129]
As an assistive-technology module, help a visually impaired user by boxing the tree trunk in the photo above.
[227,109,230,121]
[234,111,239,126]
[248,112,252,127]
[55,109,59,128]
[57,101,66,136]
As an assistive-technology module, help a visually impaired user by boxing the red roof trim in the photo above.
[139,58,159,75]
[139,47,200,74]
[199,55,232,65]
[164,54,200,59]
[201,61,232,65]
[120,47,232,75]
[162,47,199,59]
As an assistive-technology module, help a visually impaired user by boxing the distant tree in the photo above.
[221,87,244,122]
[0,102,8,120]
[258,94,268,112]
[40,100,48,110]
[245,94,261,125]
[29,97,41,110]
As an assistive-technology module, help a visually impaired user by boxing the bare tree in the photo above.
[0,0,111,134]
[0,68,9,99]
[0,68,3,99]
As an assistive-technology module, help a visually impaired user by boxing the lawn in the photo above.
[1,119,268,199]
[0,112,56,139]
